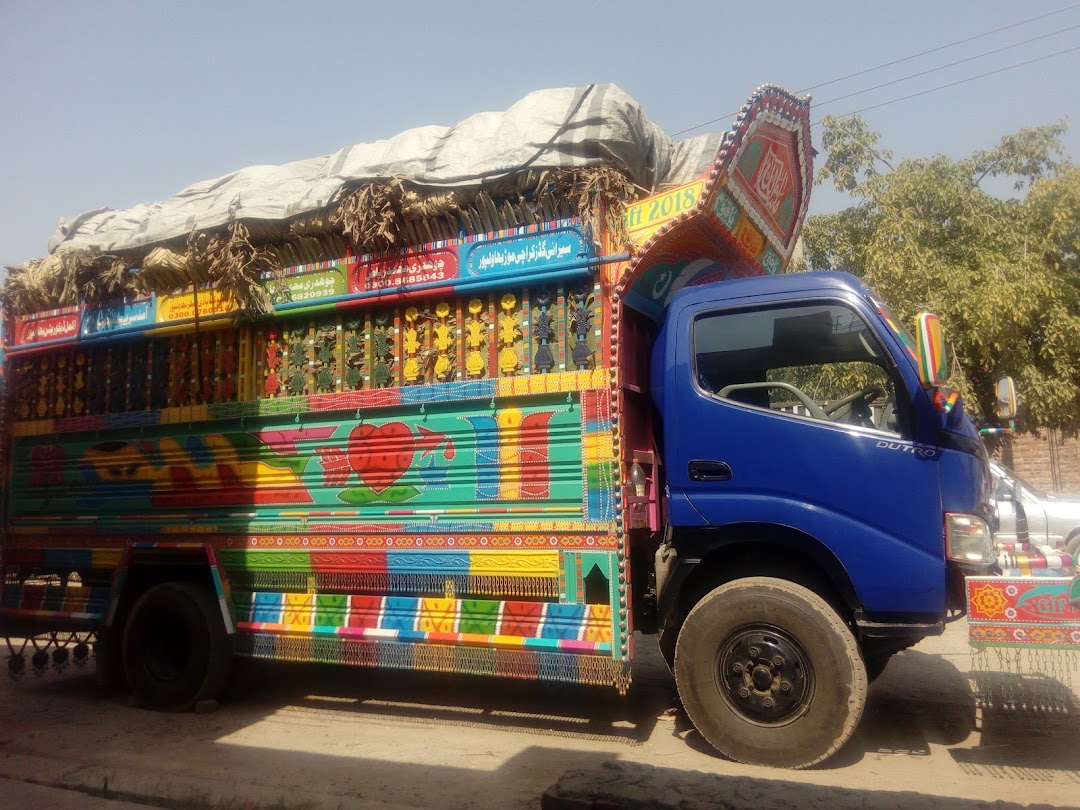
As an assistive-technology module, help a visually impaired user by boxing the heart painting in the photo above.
[347,422,415,494]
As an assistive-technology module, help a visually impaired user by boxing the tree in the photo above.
[801,116,1080,433]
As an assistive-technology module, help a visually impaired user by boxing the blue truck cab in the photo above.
[646,270,995,767]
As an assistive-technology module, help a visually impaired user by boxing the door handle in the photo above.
[688,460,732,482]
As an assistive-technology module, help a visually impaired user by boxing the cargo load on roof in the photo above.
[5,84,733,316]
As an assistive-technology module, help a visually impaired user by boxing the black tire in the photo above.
[122,582,232,710]
[674,577,867,769]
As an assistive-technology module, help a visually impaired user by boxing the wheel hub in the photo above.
[718,626,812,725]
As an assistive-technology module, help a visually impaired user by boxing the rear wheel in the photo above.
[122,582,232,710]
[674,577,867,769]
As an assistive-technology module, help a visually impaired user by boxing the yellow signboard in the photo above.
[157,289,238,323]
[624,180,705,245]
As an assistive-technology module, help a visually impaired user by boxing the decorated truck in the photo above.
[0,84,998,768]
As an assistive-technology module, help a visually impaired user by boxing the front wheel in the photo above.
[122,581,232,710]
[674,577,867,769]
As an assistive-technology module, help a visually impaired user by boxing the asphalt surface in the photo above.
[0,777,156,809]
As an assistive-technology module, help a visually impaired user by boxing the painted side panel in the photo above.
[8,394,607,536]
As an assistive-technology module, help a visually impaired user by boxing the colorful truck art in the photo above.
[1,85,813,695]
[10,395,608,527]
[967,575,1080,711]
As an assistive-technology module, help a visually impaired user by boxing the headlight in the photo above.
[945,513,994,564]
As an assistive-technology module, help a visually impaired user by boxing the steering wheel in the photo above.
[717,382,829,420]
[824,384,886,424]
[876,395,897,432]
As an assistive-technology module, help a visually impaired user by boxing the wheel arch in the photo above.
[105,543,234,637]
[657,522,862,666]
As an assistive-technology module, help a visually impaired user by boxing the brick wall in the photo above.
[992,431,1080,495]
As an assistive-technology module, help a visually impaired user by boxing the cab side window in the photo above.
[693,302,903,435]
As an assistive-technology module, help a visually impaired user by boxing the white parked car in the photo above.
[990,461,1080,559]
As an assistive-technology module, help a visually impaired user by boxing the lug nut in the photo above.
[780,682,791,693]
[738,687,750,699]
[732,664,742,675]
[772,656,783,667]
[748,647,759,658]
[763,697,775,708]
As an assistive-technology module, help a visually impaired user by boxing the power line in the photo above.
[798,2,1080,94]
[813,22,1080,111]
[811,42,1080,126]
[671,2,1080,137]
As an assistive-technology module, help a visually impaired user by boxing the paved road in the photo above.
[1,621,1077,809]
[0,777,155,809]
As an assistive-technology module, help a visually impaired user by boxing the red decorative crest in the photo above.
[732,123,803,245]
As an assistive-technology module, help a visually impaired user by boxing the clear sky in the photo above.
[2,0,1078,269]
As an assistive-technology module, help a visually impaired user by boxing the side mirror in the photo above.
[996,376,1018,420]
[915,313,948,387]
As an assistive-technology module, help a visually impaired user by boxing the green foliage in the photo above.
[816,116,894,193]
[804,117,1080,433]
[770,362,891,407]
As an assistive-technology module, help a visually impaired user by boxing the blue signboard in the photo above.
[82,298,156,338]
[463,228,588,279]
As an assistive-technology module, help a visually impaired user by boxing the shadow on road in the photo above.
[224,654,673,747]
[2,667,630,809]
[953,670,1080,776]
[830,648,978,766]
[4,629,1078,810]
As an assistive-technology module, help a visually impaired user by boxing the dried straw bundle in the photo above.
[136,235,216,295]
[2,248,134,314]
[2,165,642,316]
[330,178,458,252]
[329,166,641,257]
[207,215,281,315]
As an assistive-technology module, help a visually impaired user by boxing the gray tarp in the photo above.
[48,84,724,256]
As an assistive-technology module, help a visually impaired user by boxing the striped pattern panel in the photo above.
[233,592,613,653]
[0,583,110,622]
[220,548,562,599]
[236,633,630,689]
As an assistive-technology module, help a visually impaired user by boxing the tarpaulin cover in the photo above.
[48,84,724,256]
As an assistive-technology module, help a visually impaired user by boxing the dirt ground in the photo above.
[1,620,1078,809]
